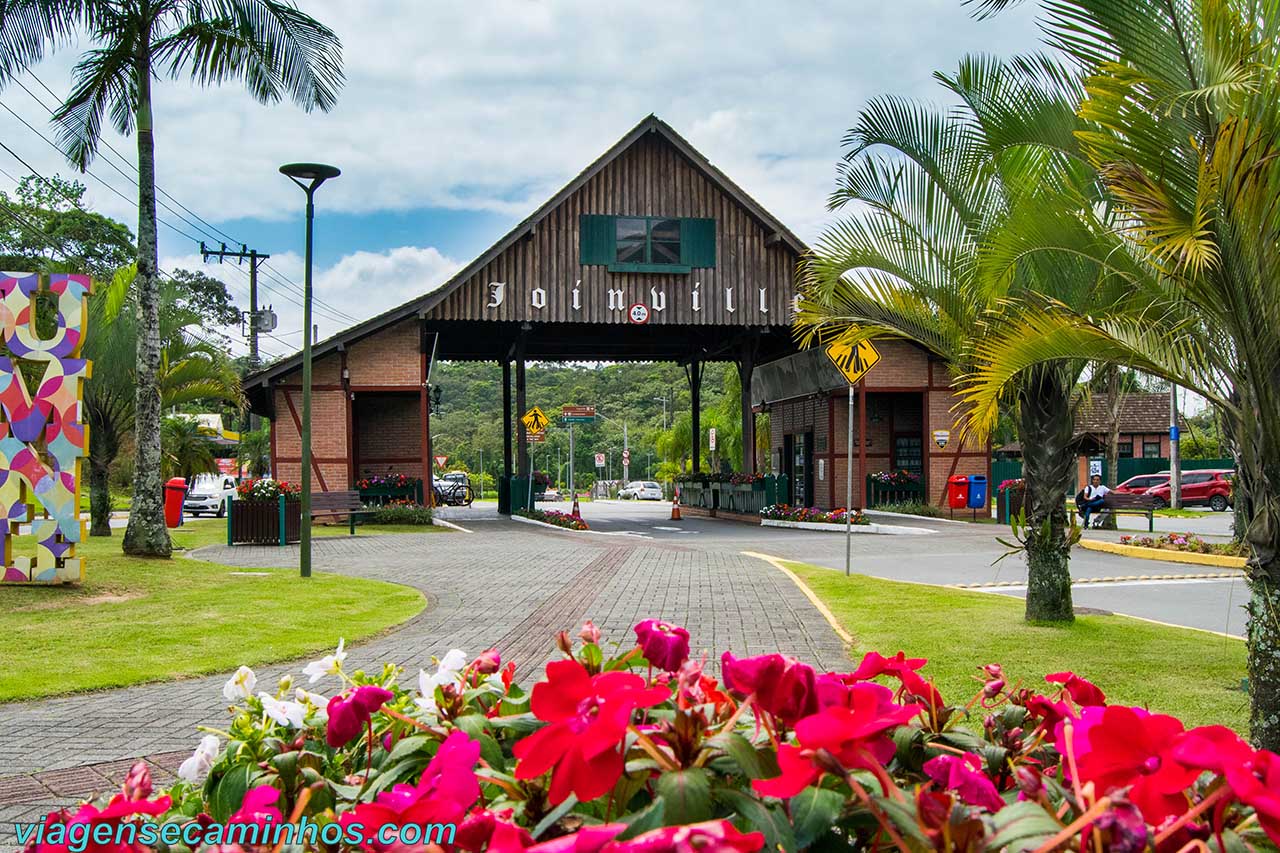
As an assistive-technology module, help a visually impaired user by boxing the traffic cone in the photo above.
[571,494,581,518]
[670,488,682,521]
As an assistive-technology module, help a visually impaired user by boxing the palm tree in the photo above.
[0,1,344,557]
[961,0,1280,749]
[161,415,218,482]
[85,265,244,535]
[237,426,270,478]
[797,54,1130,622]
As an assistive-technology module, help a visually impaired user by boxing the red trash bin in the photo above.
[164,477,186,528]
[947,475,970,509]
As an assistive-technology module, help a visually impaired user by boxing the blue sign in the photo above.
[1170,426,1180,441]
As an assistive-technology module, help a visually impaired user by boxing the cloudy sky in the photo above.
[1,1,1042,361]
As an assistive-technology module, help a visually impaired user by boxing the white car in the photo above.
[184,473,238,517]
[619,481,664,500]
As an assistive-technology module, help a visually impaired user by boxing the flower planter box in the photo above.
[866,478,925,507]
[724,484,767,514]
[760,518,934,535]
[228,498,301,546]
[358,484,422,506]
[996,487,1025,524]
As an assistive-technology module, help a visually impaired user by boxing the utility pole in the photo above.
[623,422,629,482]
[1169,383,1182,509]
[201,242,271,371]
[653,394,669,431]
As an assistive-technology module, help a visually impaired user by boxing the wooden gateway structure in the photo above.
[244,115,986,510]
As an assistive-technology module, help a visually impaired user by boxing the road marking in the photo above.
[653,526,682,531]
[950,572,1240,589]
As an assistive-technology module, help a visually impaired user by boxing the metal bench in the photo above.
[1087,492,1158,532]
[309,490,373,534]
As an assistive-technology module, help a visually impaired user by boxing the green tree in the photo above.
[0,0,344,557]
[237,426,270,478]
[797,54,1132,623]
[0,175,134,279]
[961,0,1280,748]
[161,416,217,482]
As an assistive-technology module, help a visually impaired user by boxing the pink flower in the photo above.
[634,620,691,672]
[1057,706,1197,825]
[340,731,481,851]
[228,785,283,830]
[923,753,1005,812]
[472,648,502,675]
[121,762,151,802]
[326,685,394,747]
[848,651,928,681]
[613,820,764,853]
[29,793,173,853]
[1224,748,1280,845]
[754,682,922,798]
[720,652,816,726]
[513,659,668,804]
[1046,671,1107,706]
[578,621,602,644]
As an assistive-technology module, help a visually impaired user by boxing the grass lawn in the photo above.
[0,520,425,702]
[787,562,1248,732]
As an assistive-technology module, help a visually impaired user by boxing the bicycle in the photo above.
[433,480,475,507]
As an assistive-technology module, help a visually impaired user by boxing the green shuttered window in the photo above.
[579,214,715,273]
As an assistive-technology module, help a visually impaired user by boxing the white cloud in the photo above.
[161,245,460,359]
[5,0,1042,245]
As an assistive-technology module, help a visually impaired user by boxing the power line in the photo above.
[7,73,358,328]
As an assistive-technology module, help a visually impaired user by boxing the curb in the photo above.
[863,509,970,525]
[951,572,1240,589]
[1078,538,1247,569]
[760,518,935,536]
[740,551,854,645]
[509,513,647,538]
[431,518,472,534]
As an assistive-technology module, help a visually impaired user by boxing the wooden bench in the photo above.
[310,490,374,534]
[1083,492,1158,531]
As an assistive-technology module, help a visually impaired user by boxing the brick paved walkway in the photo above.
[0,521,847,837]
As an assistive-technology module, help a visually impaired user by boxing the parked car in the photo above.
[184,473,237,517]
[1144,469,1234,511]
[619,480,664,500]
[537,488,563,502]
[1114,473,1170,495]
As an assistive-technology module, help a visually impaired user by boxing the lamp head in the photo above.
[280,163,341,193]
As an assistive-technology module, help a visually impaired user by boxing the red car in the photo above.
[1114,473,1170,495]
[1144,469,1234,511]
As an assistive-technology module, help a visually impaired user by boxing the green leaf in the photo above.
[532,794,579,838]
[715,789,796,853]
[985,801,1063,851]
[454,714,508,771]
[581,643,603,669]
[873,796,934,850]
[381,734,429,765]
[619,798,666,839]
[789,787,845,848]
[706,732,770,780]
[488,712,540,737]
[655,768,713,825]
[268,750,298,789]
[209,764,257,823]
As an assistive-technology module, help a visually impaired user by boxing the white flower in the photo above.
[259,693,307,728]
[222,666,256,702]
[415,649,468,714]
[302,639,347,684]
[178,735,220,782]
[295,688,330,722]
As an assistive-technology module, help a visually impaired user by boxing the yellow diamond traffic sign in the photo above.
[522,406,550,435]
[824,335,882,384]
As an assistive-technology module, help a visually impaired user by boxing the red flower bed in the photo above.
[30,626,1277,853]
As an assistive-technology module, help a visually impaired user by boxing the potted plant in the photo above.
[996,478,1026,524]
[228,478,302,545]
[532,470,552,496]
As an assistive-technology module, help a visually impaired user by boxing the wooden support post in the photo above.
[738,342,755,474]
[689,359,703,473]
[501,359,513,514]
[516,341,529,479]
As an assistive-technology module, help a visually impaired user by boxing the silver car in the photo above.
[619,481,664,500]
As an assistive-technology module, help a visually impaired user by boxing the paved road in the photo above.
[564,501,1248,637]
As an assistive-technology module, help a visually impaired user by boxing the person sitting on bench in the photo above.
[1078,474,1110,528]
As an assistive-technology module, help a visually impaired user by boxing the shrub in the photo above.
[73,625,1277,853]
[234,478,301,502]
[760,503,869,525]
[368,501,433,525]
[520,508,589,530]
[872,500,942,518]
[1119,531,1248,557]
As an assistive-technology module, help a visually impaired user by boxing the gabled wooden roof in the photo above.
[247,115,809,386]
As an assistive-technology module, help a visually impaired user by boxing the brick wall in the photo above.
[355,394,422,478]
[767,349,989,509]
[272,386,350,491]
[347,320,421,387]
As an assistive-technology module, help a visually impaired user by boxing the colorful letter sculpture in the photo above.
[0,272,92,583]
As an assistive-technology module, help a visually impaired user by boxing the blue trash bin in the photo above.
[967,475,988,509]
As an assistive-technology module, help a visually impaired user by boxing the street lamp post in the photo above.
[280,162,340,579]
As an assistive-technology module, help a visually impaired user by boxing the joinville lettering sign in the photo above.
[0,272,92,584]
